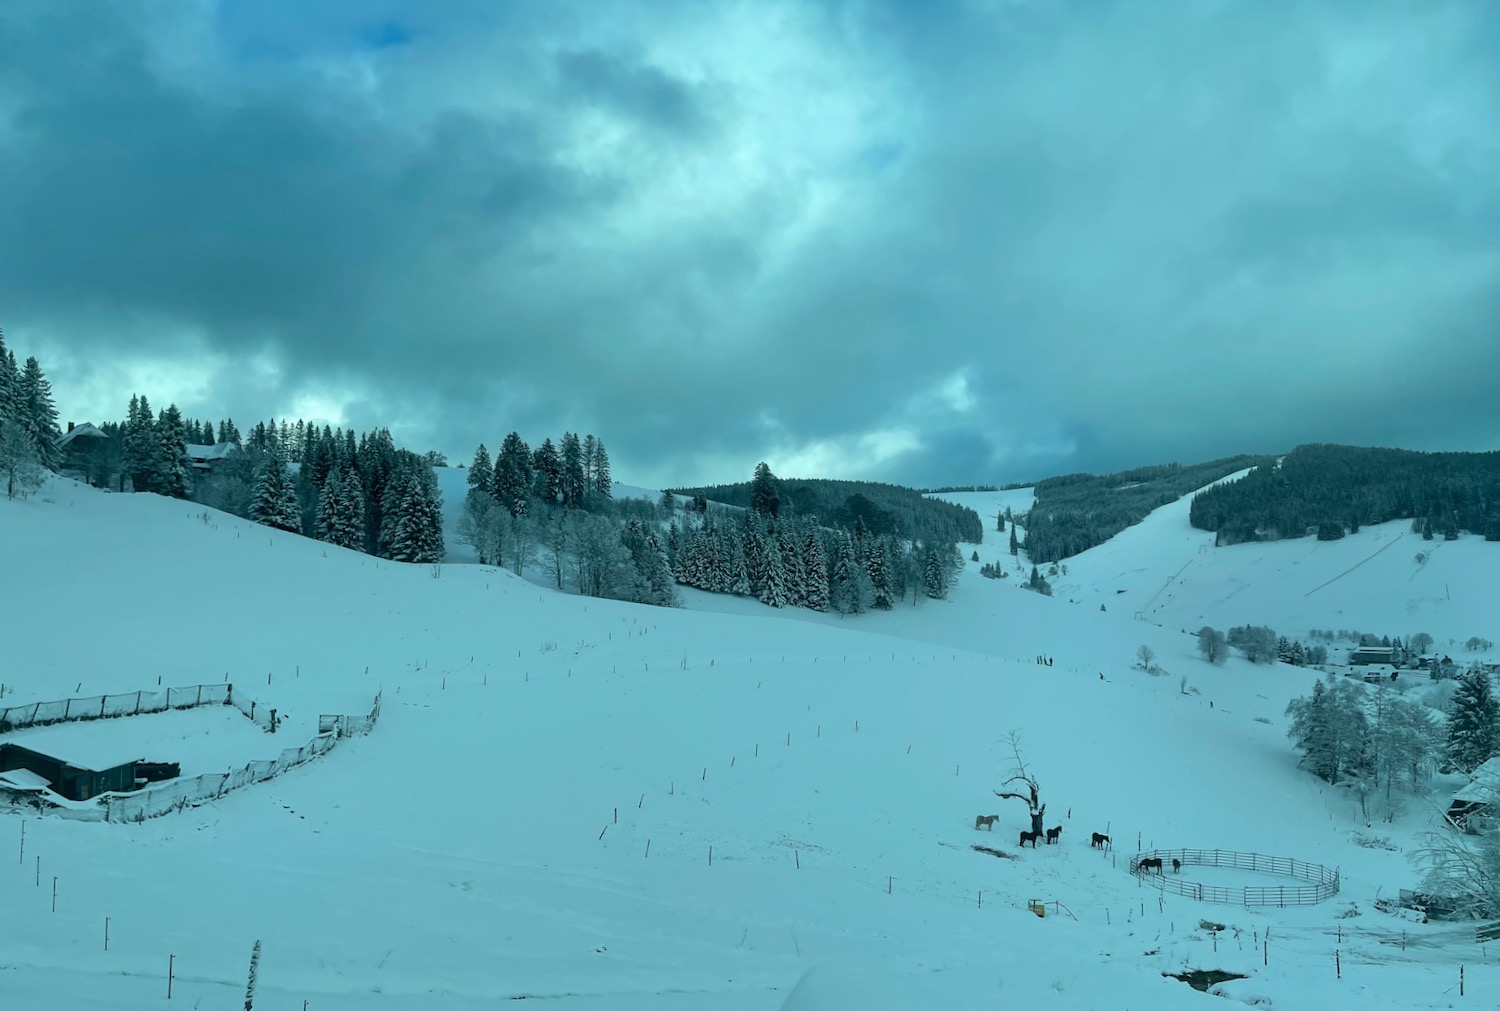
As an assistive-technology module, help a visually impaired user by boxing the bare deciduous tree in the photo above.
[993,732,1047,838]
[1413,808,1500,920]
[0,424,45,500]
[1136,644,1157,672]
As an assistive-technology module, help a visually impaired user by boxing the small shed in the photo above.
[1350,646,1396,666]
[0,742,141,802]
[1447,757,1500,833]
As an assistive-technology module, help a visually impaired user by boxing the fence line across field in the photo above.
[1129,848,1339,907]
[0,684,240,732]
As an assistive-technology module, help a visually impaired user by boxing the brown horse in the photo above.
[1045,825,1062,844]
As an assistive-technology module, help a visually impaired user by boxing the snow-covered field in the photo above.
[2,474,1497,1009]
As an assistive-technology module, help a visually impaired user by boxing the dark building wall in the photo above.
[0,744,140,801]
[0,743,68,785]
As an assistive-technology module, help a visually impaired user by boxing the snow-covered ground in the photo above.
[2,474,1497,1009]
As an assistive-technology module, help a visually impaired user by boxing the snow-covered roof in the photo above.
[185,443,236,462]
[0,768,52,791]
[57,423,109,447]
[1453,758,1500,805]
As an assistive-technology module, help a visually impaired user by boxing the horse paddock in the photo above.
[1130,848,1340,908]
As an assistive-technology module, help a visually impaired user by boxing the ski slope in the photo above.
[1,476,1497,1009]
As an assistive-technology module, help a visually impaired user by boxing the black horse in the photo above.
[1138,857,1164,874]
[1090,832,1111,849]
[1172,858,1182,873]
[1045,825,1062,844]
[1019,829,1040,848]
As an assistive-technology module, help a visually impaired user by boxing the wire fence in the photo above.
[101,691,381,823]
[1129,848,1340,907]
[0,684,235,731]
[0,685,381,822]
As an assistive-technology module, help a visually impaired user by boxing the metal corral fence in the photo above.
[0,688,381,822]
[0,684,236,731]
[1129,848,1340,907]
[101,691,381,823]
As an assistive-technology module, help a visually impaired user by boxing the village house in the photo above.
[56,421,114,487]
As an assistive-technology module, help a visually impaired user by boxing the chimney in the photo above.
[67,421,75,433]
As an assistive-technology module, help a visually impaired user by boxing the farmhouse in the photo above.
[185,442,237,472]
[1349,646,1397,666]
[1446,756,1500,833]
[57,422,114,487]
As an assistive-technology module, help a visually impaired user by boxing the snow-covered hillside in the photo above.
[2,477,1496,1009]
[937,478,1498,654]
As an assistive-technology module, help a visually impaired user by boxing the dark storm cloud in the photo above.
[2,0,1497,487]
[555,49,712,137]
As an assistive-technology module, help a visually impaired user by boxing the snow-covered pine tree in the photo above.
[1286,678,1340,782]
[802,530,829,612]
[492,432,533,517]
[727,528,752,596]
[249,455,302,533]
[884,536,909,604]
[560,431,586,508]
[750,461,780,517]
[757,532,789,607]
[742,515,766,597]
[1277,636,1293,663]
[123,395,159,492]
[1448,669,1500,774]
[590,438,611,498]
[154,404,192,498]
[0,329,17,424]
[830,535,869,614]
[416,467,445,561]
[333,469,367,550]
[924,546,947,599]
[674,525,700,586]
[533,437,563,503]
[17,356,61,471]
[467,444,493,497]
[868,539,894,609]
[778,526,805,606]
[582,434,598,488]
[317,470,346,545]
[645,529,676,606]
[389,474,445,563]
[703,525,726,590]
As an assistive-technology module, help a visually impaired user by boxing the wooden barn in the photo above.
[0,743,176,802]
[1447,757,1500,833]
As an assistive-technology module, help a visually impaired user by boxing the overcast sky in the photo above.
[3,1,1497,488]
